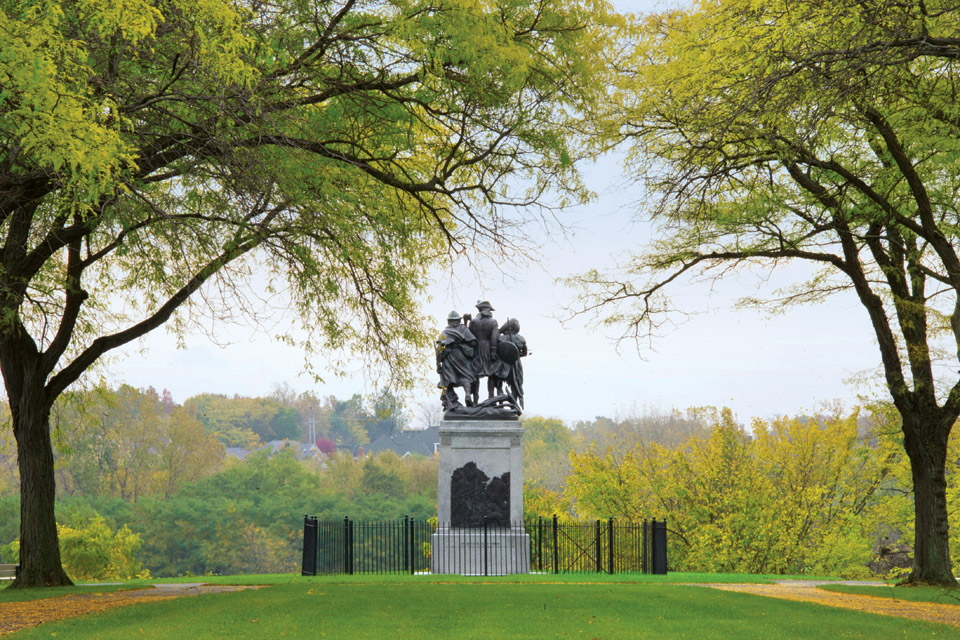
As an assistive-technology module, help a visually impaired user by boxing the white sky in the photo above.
[108,0,886,427]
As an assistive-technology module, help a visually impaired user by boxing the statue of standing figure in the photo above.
[469,300,500,406]
[491,317,528,409]
[436,310,478,411]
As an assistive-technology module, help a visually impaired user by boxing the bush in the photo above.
[5,515,148,581]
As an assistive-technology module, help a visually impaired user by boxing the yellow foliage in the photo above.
[75,0,162,41]
[58,517,146,581]
[567,408,904,576]
[523,484,573,521]
[4,516,145,581]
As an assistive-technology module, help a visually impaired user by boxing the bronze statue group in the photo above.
[436,300,528,418]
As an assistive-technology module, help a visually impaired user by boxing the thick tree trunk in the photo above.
[3,341,73,589]
[901,417,955,587]
[9,403,72,587]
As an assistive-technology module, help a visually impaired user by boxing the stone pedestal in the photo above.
[431,525,530,575]
[432,419,529,575]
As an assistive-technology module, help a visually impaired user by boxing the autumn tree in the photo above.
[361,451,406,499]
[571,0,960,585]
[44,386,223,499]
[156,408,224,498]
[367,387,410,440]
[270,384,329,443]
[568,410,901,576]
[49,386,162,499]
[184,393,300,445]
[574,406,716,452]
[1,0,618,586]
[100,386,165,502]
[522,415,574,491]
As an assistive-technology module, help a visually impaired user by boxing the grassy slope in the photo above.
[8,581,960,639]
[820,584,960,605]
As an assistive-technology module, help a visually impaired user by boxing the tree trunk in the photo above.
[7,387,72,588]
[902,417,955,587]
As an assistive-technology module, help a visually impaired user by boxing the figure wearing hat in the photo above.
[436,311,479,411]
[468,300,500,405]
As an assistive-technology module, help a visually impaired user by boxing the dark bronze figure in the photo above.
[437,304,525,420]
[436,310,478,411]
[468,300,500,406]
[491,317,528,409]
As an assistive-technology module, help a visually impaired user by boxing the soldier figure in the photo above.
[468,300,500,405]
[436,311,478,411]
[491,317,528,408]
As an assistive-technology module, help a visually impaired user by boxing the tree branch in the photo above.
[42,203,285,402]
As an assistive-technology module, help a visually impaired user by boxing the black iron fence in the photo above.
[302,516,433,575]
[301,515,667,576]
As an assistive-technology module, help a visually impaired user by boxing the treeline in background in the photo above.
[1,386,956,581]
[0,384,436,580]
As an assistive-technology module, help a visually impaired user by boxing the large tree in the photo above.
[570,0,960,585]
[0,0,616,586]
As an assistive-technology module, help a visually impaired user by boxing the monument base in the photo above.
[431,526,530,575]
[438,420,525,524]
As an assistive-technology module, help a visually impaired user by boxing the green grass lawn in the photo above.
[820,583,960,605]
[6,578,959,639]
[132,570,833,586]
[0,570,846,606]
[0,570,814,604]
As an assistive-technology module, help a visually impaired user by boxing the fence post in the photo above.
[409,517,416,575]
[608,518,614,575]
[642,519,648,574]
[402,516,409,573]
[301,515,318,576]
[552,514,559,575]
[594,520,602,573]
[538,517,543,572]
[653,518,668,575]
[483,516,489,577]
[342,517,349,575]
[344,517,355,576]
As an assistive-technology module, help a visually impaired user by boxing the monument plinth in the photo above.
[431,419,530,575]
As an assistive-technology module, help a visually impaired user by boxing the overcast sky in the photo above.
[108,0,886,427]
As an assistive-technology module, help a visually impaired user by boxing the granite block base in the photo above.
[431,526,530,575]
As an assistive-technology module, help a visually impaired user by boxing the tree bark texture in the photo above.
[3,344,72,588]
[12,413,73,587]
[901,414,954,586]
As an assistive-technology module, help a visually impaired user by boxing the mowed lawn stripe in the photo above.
[7,582,960,639]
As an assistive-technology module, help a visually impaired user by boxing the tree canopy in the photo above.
[0,0,620,586]
[570,0,960,585]
[3,0,616,387]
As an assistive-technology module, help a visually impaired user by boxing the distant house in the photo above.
[225,430,441,462]
[365,427,440,458]
[225,447,251,460]
[225,439,322,461]
[264,439,298,454]
[299,443,323,459]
